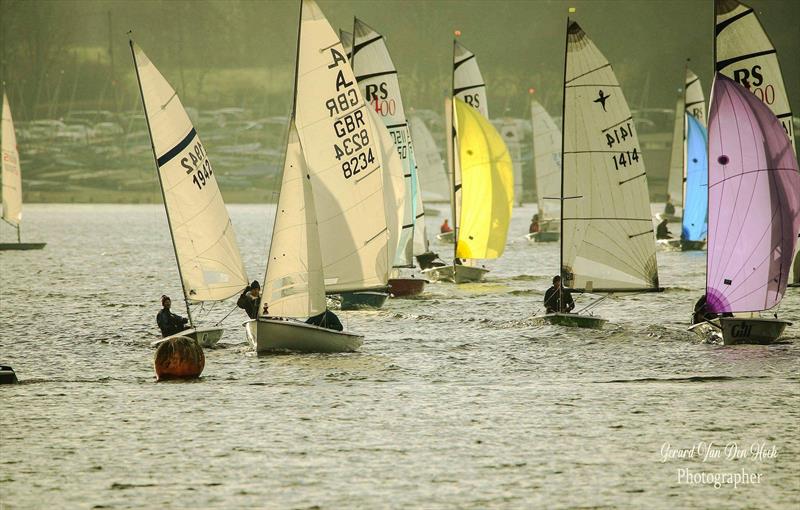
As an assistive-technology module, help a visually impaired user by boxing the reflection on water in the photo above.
[1,204,798,508]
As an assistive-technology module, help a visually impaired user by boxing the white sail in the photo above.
[1,93,22,226]
[412,168,429,255]
[352,18,416,267]
[453,41,488,118]
[530,100,561,223]
[561,22,659,291]
[666,94,685,209]
[339,29,353,59]
[409,115,449,203]
[261,123,326,319]
[498,118,524,205]
[684,68,706,126]
[715,0,794,150]
[367,106,405,272]
[294,0,389,293]
[132,42,248,303]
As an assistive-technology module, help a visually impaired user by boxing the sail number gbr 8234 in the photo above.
[325,47,376,179]
[181,140,214,190]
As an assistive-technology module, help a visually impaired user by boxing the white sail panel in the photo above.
[352,18,415,267]
[666,94,685,209]
[412,156,429,255]
[498,118,524,205]
[366,107,405,271]
[530,100,561,223]
[339,29,353,59]
[715,0,794,150]
[562,22,659,291]
[132,43,248,302]
[294,0,389,293]
[684,68,706,126]
[446,96,460,241]
[453,42,488,118]
[409,115,449,202]
[261,123,326,319]
[1,93,22,226]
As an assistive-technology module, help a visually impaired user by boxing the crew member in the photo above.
[529,214,540,234]
[156,295,189,337]
[656,218,672,239]
[543,275,575,313]
[237,281,262,319]
[440,219,453,233]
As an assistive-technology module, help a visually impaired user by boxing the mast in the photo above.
[450,38,458,264]
[679,58,688,235]
[129,38,194,327]
[559,15,569,301]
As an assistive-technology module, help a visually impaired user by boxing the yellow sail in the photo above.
[454,97,513,259]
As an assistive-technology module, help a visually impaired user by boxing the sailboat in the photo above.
[350,17,427,298]
[687,0,799,344]
[409,114,449,204]
[538,20,662,329]
[422,41,514,284]
[130,41,249,348]
[528,99,561,242]
[1,93,46,251]
[688,74,798,344]
[661,66,708,251]
[244,0,388,352]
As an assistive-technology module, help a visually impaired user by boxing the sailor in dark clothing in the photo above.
[692,294,732,324]
[156,295,189,337]
[543,275,575,313]
[656,218,672,240]
[306,309,344,331]
[237,281,261,320]
[664,195,676,216]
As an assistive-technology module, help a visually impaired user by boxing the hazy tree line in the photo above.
[0,0,797,122]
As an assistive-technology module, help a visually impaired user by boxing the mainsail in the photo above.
[352,18,418,267]
[131,42,248,304]
[294,0,389,293]
[499,118,524,205]
[682,114,708,242]
[409,115,449,203]
[561,22,659,291]
[530,100,561,224]
[706,75,800,313]
[715,0,795,150]
[667,67,707,212]
[453,98,513,259]
[1,93,22,227]
[260,123,326,318]
[339,29,353,59]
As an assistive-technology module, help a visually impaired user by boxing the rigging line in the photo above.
[709,167,799,187]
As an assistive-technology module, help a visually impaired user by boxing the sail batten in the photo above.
[561,21,659,291]
[132,42,248,303]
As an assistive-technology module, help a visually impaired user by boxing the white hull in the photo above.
[421,264,489,283]
[689,317,791,345]
[151,327,223,349]
[244,318,363,353]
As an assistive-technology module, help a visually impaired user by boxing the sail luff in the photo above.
[1,93,22,228]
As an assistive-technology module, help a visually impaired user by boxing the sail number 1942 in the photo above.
[180,140,213,190]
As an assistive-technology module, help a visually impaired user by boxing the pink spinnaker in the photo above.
[707,74,800,313]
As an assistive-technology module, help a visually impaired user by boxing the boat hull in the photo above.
[245,318,363,353]
[681,239,706,251]
[436,231,454,243]
[388,277,427,297]
[525,231,560,242]
[339,291,389,310]
[0,242,46,251]
[421,264,489,284]
[689,317,791,345]
[656,239,682,250]
[535,313,607,329]
[151,327,223,349]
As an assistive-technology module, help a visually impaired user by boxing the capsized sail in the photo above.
[1,93,22,226]
[681,114,708,242]
[706,74,800,313]
[409,115,449,203]
[132,42,248,303]
[530,100,561,224]
[561,22,659,291]
[294,0,389,293]
[715,0,795,150]
[260,123,326,319]
[453,97,513,260]
[352,18,417,267]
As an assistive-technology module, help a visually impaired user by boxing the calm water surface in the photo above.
[1,204,798,509]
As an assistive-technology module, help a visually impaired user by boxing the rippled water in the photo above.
[1,204,798,509]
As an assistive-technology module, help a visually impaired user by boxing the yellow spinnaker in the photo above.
[454,97,514,259]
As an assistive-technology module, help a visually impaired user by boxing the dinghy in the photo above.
[529,99,562,242]
[422,42,513,284]
[130,41,249,348]
[1,93,45,251]
[351,18,427,298]
[246,0,385,352]
[664,65,709,251]
[537,19,662,329]
[688,75,798,345]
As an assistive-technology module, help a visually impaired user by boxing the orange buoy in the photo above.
[153,336,205,381]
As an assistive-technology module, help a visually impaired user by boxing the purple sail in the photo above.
[706,74,800,313]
